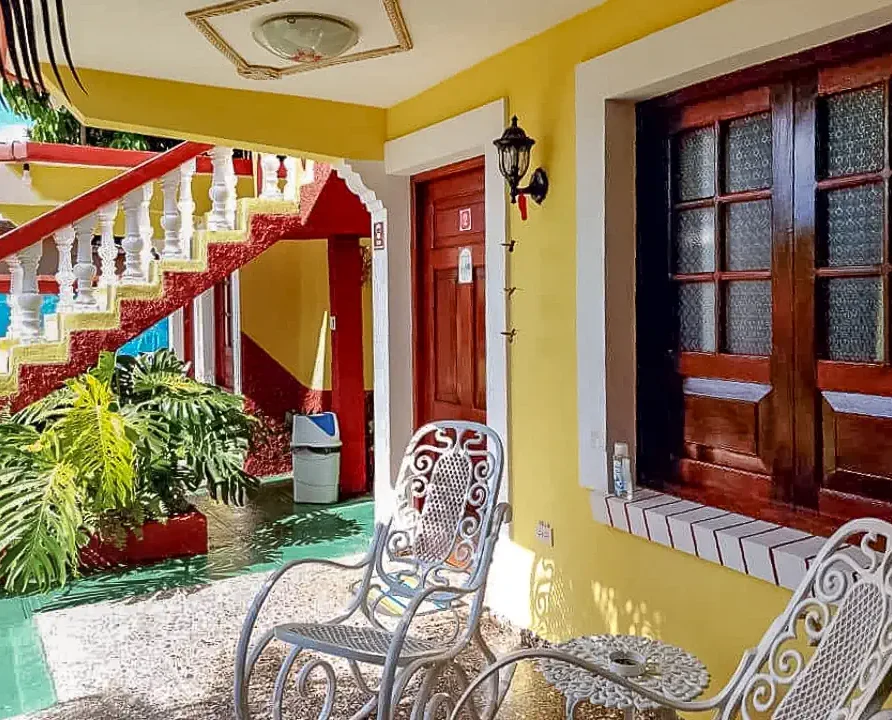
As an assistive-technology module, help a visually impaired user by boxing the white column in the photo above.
[73,213,98,310]
[97,200,119,289]
[138,182,155,277]
[18,242,43,343]
[301,159,316,186]
[178,158,197,259]
[192,288,215,384]
[208,146,233,231]
[53,225,76,312]
[283,157,299,202]
[121,188,145,284]
[4,253,23,339]
[260,153,283,200]
[160,170,182,259]
[230,268,243,395]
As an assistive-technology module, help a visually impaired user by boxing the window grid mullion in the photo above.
[714,118,723,355]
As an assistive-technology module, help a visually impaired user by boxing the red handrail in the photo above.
[0,141,213,260]
[0,141,254,175]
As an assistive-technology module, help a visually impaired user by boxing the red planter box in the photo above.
[79,508,208,570]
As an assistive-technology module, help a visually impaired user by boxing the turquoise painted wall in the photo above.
[0,295,169,357]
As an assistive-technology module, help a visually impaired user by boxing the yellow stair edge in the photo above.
[0,197,302,400]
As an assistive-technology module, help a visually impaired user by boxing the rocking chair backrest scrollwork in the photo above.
[375,421,505,597]
[725,517,892,720]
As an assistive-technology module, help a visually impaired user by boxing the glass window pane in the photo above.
[823,85,885,178]
[821,184,884,267]
[724,200,772,271]
[724,112,772,193]
[724,281,772,356]
[674,207,715,274]
[678,283,716,352]
[822,277,884,362]
[675,126,715,201]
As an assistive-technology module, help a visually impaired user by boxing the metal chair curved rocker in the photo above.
[233,420,512,720]
[429,517,892,720]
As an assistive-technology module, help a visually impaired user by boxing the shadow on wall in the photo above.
[529,554,664,642]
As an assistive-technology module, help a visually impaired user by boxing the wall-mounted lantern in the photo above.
[493,116,548,206]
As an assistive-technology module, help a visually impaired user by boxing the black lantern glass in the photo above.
[493,116,548,205]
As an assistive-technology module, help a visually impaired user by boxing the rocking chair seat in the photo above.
[274,623,440,666]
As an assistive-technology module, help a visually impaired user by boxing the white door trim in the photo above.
[385,99,510,502]
[575,0,892,495]
[335,98,510,519]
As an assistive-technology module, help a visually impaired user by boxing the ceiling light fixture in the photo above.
[253,13,359,64]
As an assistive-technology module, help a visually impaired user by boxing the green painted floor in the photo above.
[0,481,375,719]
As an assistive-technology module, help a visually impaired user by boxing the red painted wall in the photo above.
[328,235,368,497]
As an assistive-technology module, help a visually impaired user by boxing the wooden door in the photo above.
[414,158,487,427]
[214,274,235,391]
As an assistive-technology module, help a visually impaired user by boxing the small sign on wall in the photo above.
[458,247,473,284]
[373,221,385,250]
[459,207,472,232]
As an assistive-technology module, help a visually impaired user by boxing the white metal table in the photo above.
[536,635,710,719]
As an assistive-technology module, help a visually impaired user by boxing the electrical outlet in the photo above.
[535,520,554,547]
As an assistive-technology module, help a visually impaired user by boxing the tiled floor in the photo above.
[0,481,375,719]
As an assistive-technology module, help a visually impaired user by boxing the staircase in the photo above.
[0,142,322,411]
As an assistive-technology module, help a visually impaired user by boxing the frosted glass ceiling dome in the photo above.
[253,13,360,63]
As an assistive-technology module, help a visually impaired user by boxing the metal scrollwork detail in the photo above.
[381,423,501,593]
[739,522,892,720]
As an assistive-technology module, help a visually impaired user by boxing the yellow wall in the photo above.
[47,66,386,161]
[387,0,793,699]
[240,239,375,393]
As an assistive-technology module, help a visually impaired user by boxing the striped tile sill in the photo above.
[590,489,824,590]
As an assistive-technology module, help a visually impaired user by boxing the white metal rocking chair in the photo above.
[233,420,511,720]
[435,516,892,720]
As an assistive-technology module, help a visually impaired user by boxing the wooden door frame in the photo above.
[411,156,487,429]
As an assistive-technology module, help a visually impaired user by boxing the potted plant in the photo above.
[0,350,258,593]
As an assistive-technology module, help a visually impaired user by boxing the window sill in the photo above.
[589,488,827,590]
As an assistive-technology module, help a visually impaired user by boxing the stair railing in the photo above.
[0,143,310,346]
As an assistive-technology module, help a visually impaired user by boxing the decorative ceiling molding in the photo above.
[186,0,413,80]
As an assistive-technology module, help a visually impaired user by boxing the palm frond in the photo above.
[0,0,82,104]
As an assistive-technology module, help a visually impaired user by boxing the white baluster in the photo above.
[4,253,23,338]
[18,242,43,343]
[138,182,154,277]
[161,170,182,258]
[208,146,234,230]
[121,188,145,284]
[178,158,196,259]
[53,225,76,312]
[260,153,283,200]
[97,200,119,289]
[225,157,237,230]
[73,213,98,309]
[283,157,298,202]
[301,159,316,186]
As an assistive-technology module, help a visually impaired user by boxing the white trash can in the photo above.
[291,412,341,504]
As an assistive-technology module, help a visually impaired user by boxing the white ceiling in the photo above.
[59,0,606,107]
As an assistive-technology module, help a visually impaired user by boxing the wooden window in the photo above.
[637,25,892,535]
